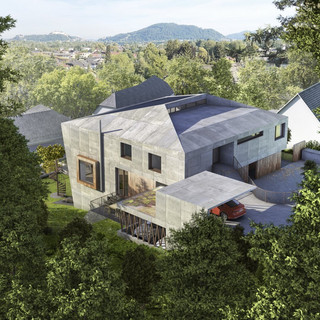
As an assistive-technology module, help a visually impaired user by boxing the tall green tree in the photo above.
[274,0,320,73]
[166,56,208,94]
[45,235,142,319]
[205,58,239,100]
[0,15,22,117]
[160,211,256,319]
[247,169,320,318]
[237,58,300,109]
[1,44,58,111]
[97,53,144,92]
[33,66,110,118]
[0,118,48,316]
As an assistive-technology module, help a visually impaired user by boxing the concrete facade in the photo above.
[62,93,288,217]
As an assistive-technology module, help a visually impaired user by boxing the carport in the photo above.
[156,171,256,230]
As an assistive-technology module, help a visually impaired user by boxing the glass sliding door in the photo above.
[116,168,128,197]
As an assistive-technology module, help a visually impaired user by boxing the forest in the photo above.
[1,0,320,318]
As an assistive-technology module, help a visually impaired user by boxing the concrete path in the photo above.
[84,211,107,224]
[236,193,293,234]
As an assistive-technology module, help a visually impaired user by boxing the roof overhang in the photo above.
[157,171,256,209]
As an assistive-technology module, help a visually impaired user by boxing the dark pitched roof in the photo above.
[96,76,174,113]
[13,105,70,149]
[299,82,320,111]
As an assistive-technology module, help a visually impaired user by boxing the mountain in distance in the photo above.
[226,30,250,40]
[102,23,226,43]
[10,31,83,42]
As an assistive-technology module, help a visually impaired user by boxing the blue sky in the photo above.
[1,0,295,40]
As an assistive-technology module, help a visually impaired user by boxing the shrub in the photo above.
[306,140,320,151]
[59,217,93,245]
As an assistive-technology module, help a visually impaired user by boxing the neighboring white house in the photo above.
[278,82,320,148]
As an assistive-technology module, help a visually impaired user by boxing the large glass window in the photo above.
[275,123,285,140]
[77,155,99,189]
[121,142,132,160]
[237,131,263,145]
[149,153,161,173]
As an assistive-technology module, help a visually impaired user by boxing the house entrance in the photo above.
[249,162,257,179]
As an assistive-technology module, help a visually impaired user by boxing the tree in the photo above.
[205,58,239,100]
[141,43,168,79]
[274,0,320,73]
[197,47,209,63]
[122,246,159,304]
[237,58,300,109]
[0,118,48,316]
[166,56,208,94]
[45,235,142,319]
[246,169,320,318]
[0,15,22,117]
[36,143,65,172]
[160,211,256,319]
[165,39,181,60]
[33,66,110,118]
[97,53,144,92]
[1,44,58,111]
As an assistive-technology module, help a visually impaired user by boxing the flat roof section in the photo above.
[157,171,256,210]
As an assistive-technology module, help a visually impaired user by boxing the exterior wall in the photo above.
[256,152,281,178]
[302,148,320,164]
[235,120,287,167]
[62,123,103,210]
[63,122,185,210]
[292,141,306,161]
[280,97,320,148]
[156,192,201,231]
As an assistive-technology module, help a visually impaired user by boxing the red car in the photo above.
[210,199,246,221]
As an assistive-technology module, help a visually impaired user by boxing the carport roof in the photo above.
[157,171,256,209]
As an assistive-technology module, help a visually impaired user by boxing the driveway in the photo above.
[234,193,293,234]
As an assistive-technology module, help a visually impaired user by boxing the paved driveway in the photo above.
[233,193,293,234]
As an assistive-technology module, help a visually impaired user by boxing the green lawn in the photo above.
[43,175,161,264]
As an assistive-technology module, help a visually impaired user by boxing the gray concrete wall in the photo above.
[156,191,202,231]
[62,122,185,210]
[302,148,320,164]
[235,120,288,167]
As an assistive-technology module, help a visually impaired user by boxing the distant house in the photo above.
[278,82,320,147]
[93,75,174,114]
[13,105,70,151]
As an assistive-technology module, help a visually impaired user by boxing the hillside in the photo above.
[102,23,226,43]
[226,31,249,40]
[10,31,82,42]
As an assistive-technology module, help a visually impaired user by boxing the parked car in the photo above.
[210,199,246,221]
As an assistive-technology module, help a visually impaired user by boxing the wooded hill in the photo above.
[102,23,227,43]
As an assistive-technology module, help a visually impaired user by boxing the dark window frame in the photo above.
[148,153,161,173]
[275,123,286,140]
[77,155,99,190]
[121,142,132,160]
[237,131,264,145]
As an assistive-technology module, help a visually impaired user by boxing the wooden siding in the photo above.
[293,140,306,162]
[256,152,281,179]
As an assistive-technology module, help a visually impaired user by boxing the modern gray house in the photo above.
[62,92,288,245]
[13,105,70,151]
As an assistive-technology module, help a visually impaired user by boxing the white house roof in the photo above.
[278,82,320,116]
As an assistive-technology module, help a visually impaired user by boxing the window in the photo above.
[121,142,132,160]
[237,131,263,145]
[148,153,161,173]
[275,123,285,140]
[77,155,99,190]
[116,168,128,197]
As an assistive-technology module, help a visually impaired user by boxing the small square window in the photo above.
[275,123,285,140]
[77,155,99,190]
[149,153,161,173]
[121,143,132,160]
